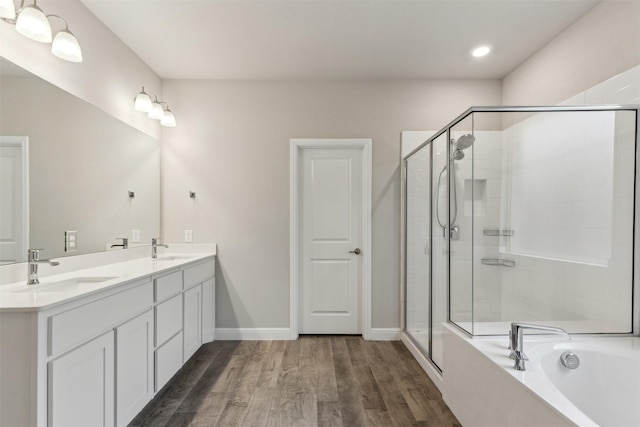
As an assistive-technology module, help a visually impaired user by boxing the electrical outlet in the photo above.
[184,229,193,243]
[65,230,78,252]
[132,229,140,243]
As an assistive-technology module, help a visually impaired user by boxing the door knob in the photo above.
[349,248,361,255]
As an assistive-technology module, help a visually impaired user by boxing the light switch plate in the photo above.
[184,230,193,243]
[65,230,78,252]
[132,229,140,243]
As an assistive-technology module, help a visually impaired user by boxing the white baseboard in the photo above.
[214,328,293,340]
[213,327,401,341]
[400,332,443,392]
[367,328,402,341]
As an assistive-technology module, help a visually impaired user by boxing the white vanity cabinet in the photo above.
[48,331,115,427]
[115,309,154,427]
[45,279,153,427]
[183,260,215,361]
[154,259,216,390]
[0,254,216,427]
[153,270,184,392]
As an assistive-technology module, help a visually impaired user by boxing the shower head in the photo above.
[455,134,475,150]
[452,148,465,160]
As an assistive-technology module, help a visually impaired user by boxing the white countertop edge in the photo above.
[0,249,216,312]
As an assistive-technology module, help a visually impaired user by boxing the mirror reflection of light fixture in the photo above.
[1,1,82,62]
[135,89,178,127]
[134,86,152,112]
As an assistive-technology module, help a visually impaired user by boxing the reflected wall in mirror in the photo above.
[0,57,160,264]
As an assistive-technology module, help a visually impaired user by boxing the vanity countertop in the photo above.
[0,252,215,312]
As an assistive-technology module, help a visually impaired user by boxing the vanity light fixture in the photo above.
[48,15,82,62]
[0,0,16,19]
[160,102,176,127]
[134,88,177,127]
[134,87,152,112]
[15,1,50,42]
[1,0,82,62]
[148,96,165,120]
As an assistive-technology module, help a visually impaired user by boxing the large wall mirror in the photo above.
[0,57,160,264]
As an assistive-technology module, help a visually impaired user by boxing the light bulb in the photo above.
[51,29,82,62]
[134,87,152,112]
[15,4,52,43]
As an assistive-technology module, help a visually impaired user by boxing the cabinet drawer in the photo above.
[155,331,183,392]
[155,294,182,346]
[183,261,214,290]
[154,270,182,302]
[48,280,152,356]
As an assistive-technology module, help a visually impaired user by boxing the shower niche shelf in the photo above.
[481,258,516,267]
[483,229,514,237]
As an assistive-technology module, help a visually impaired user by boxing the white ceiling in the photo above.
[80,0,600,80]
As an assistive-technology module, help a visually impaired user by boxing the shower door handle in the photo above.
[349,248,361,255]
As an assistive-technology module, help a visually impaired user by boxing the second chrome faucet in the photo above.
[509,322,571,371]
[151,237,169,259]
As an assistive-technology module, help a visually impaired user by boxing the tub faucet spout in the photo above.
[509,322,571,371]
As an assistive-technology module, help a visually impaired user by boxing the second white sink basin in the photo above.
[13,276,118,293]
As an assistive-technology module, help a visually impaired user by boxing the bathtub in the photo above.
[442,324,640,427]
[527,339,640,427]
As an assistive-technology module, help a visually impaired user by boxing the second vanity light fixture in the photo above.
[0,0,83,62]
[134,86,177,127]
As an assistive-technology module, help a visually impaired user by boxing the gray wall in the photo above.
[160,79,502,329]
[502,1,640,105]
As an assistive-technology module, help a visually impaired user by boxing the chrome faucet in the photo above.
[151,238,169,259]
[509,322,571,371]
[110,237,128,249]
[27,249,60,285]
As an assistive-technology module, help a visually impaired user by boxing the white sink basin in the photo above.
[13,276,118,293]
[154,255,192,261]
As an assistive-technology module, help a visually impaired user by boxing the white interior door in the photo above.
[0,137,28,264]
[300,147,363,334]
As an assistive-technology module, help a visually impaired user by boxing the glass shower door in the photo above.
[405,145,431,355]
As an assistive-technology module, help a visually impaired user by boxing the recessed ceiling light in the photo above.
[472,45,492,58]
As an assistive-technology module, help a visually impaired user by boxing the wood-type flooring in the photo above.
[130,336,461,427]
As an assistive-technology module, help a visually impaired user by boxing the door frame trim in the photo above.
[289,138,372,340]
[0,136,29,264]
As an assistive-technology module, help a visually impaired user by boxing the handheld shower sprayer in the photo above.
[435,133,475,239]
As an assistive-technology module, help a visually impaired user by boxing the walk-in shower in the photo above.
[403,105,638,372]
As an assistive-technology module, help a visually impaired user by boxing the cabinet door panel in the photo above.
[155,294,182,346]
[183,284,202,361]
[116,310,153,427]
[202,277,215,342]
[155,331,183,392]
[48,331,114,427]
